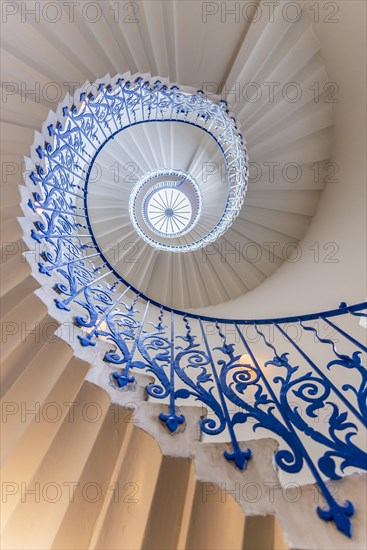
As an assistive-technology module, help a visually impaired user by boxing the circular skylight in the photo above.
[145,188,192,237]
[129,168,203,246]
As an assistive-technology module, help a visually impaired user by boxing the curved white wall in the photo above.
[196,0,367,319]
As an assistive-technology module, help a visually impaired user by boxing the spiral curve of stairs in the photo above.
[1,2,366,550]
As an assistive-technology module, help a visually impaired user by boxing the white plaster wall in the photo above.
[195,0,367,320]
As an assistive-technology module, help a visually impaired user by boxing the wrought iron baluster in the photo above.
[105,85,122,132]
[275,323,365,426]
[153,80,161,120]
[303,314,367,422]
[159,311,185,433]
[117,79,132,126]
[172,316,226,438]
[200,319,252,470]
[81,92,109,141]
[97,84,119,133]
[111,297,150,388]
[137,78,145,120]
[135,306,172,400]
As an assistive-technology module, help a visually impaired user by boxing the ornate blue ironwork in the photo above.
[35,77,249,253]
[24,74,367,538]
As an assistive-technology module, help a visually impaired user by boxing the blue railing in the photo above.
[25,77,367,538]
[36,259,367,539]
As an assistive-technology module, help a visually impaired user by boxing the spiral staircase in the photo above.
[1,1,366,549]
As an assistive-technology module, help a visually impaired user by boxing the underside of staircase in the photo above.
[2,305,366,550]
